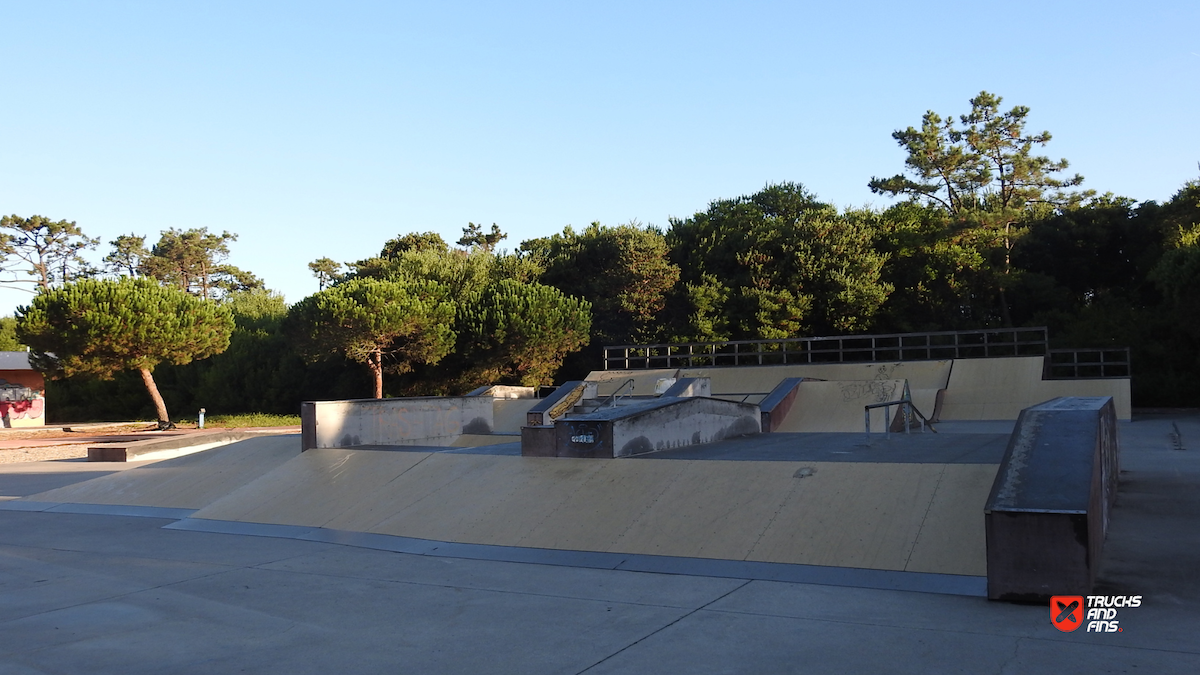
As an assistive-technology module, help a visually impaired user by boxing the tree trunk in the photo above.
[998,285,1014,328]
[371,351,383,399]
[138,367,174,429]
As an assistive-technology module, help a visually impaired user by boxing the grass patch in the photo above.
[193,413,301,428]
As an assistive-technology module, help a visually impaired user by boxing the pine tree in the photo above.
[15,277,234,428]
[286,278,456,398]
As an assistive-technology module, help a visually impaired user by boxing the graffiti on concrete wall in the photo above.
[838,379,899,403]
[0,378,44,424]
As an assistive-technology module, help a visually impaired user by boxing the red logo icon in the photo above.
[1051,595,1084,632]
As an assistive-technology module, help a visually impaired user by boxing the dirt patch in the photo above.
[0,423,162,442]
[0,444,93,464]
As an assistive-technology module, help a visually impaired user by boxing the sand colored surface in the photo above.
[938,357,1132,420]
[188,448,994,575]
[586,369,679,397]
[492,398,538,433]
[902,463,999,574]
[677,361,953,395]
[771,380,907,433]
[23,434,300,510]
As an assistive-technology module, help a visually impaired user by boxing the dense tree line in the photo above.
[7,91,1200,420]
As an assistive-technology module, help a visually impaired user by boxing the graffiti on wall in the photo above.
[0,378,44,424]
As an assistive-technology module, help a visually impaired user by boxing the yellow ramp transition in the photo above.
[771,380,908,433]
[25,435,301,510]
[678,360,953,397]
[191,448,996,576]
[939,356,1132,420]
[491,398,538,433]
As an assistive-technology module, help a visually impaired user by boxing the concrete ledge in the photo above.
[301,396,493,450]
[759,377,807,432]
[660,377,711,398]
[524,381,591,427]
[551,397,761,458]
[984,396,1118,601]
[88,429,293,462]
[519,425,556,457]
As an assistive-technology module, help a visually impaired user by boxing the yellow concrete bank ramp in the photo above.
[22,434,301,510]
[180,446,995,577]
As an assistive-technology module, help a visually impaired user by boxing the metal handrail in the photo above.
[600,379,635,408]
[1044,347,1131,379]
[864,399,937,439]
[604,327,1050,370]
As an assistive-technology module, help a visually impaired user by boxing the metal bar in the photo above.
[601,327,1121,376]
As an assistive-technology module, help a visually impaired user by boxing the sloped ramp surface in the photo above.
[771,380,908,433]
[678,361,953,396]
[22,435,301,510]
[188,448,996,576]
[939,356,1132,420]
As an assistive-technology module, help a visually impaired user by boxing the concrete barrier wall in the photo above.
[610,397,759,457]
[984,397,1119,601]
[546,397,760,458]
[300,396,493,450]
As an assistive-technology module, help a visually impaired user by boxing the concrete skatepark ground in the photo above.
[1,410,1198,673]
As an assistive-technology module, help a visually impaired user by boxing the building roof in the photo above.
[0,351,33,371]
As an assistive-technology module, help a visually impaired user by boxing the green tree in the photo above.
[1149,180,1200,336]
[142,228,263,299]
[451,280,591,388]
[869,92,1094,325]
[457,222,507,252]
[186,289,311,414]
[381,231,450,257]
[0,316,23,351]
[0,215,99,292]
[103,234,149,277]
[869,91,1091,215]
[308,257,343,290]
[871,203,995,331]
[15,277,234,428]
[348,235,542,297]
[1011,195,1166,314]
[286,278,456,398]
[668,183,890,340]
[523,222,679,345]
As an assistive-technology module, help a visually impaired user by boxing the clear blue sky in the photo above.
[2,1,1197,314]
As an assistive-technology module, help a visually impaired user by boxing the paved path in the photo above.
[1,507,1196,674]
